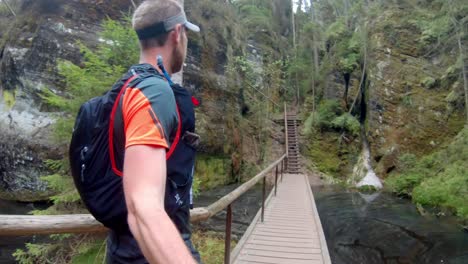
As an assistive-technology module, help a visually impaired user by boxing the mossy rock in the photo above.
[421,77,438,89]
[195,155,230,190]
[0,188,54,202]
[357,185,379,194]
[2,89,17,109]
[375,146,400,178]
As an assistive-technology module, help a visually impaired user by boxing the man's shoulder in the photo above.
[134,75,175,100]
[136,75,170,89]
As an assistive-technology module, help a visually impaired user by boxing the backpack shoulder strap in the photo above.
[166,104,181,160]
[109,75,139,177]
[109,73,182,175]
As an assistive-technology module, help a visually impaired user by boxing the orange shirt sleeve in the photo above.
[122,88,169,149]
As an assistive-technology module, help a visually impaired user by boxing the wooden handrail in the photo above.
[1,106,290,239]
[0,155,286,236]
[203,154,286,219]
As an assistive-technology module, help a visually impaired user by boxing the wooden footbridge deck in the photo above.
[231,173,330,264]
[230,111,330,264]
[0,104,330,264]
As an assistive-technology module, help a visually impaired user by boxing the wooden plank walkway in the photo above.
[231,173,331,264]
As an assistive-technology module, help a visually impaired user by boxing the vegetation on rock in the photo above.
[386,126,468,220]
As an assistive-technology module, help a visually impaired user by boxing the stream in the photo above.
[313,185,468,264]
[1,185,467,264]
[0,183,266,263]
[0,199,50,264]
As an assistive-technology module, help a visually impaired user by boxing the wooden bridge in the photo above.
[0,104,330,264]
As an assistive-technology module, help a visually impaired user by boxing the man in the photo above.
[106,1,201,263]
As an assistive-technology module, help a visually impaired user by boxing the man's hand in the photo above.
[123,145,196,264]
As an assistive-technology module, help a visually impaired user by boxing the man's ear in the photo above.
[171,24,183,45]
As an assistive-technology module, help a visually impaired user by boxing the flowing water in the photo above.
[0,183,265,263]
[2,185,467,264]
[313,185,468,264]
[0,199,49,264]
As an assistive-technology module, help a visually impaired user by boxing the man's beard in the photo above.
[171,45,184,74]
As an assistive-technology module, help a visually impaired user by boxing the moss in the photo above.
[2,89,17,109]
[0,189,54,202]
[192,231,237,264]
[357,185,378,193]
[386,127,468,220]
[421,76,437,89]
[195,154,230,190]
[304,132,359,178]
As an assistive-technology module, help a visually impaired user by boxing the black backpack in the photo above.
[69,72,181,231]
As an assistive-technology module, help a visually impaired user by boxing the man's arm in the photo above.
[123,145,195,264]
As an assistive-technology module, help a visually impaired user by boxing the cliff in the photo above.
[0,0,285,201]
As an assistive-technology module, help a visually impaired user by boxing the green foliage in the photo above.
[421,76,437,89]
[303,112,317,136]
[0,0,20,16]
[16,19,138,248]
[312,100,343,129]
[195,155,229,190]
[325,20,347,42]
[234,0,290,55]
[192,231,236,264]
[14,243,61,264]
[387,127,468,219]
[192,177,202,198]
[41,18,137,147]
[402,94,413,107]
[2,89,16,109]
[397,153,418,171]
[306,133,343,175]
[238,4,273,33]
[358,185,378,193]
[14,235,106,264]
[38,16,137,208]
[386,170,427,196]
[70,239,106,264]
[331,113,361,136]
[97,17,139,67]
[305,100,360,136]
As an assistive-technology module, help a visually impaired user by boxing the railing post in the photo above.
[274,165,278,196]
[224,204,232,264]
[261,177,266,222]
[284,102,289,158]
[281,159,284,182]
[285,156,288,172]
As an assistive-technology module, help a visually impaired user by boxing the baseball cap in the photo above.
[136,10,200,40]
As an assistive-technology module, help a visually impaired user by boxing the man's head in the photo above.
[132,0,199,73]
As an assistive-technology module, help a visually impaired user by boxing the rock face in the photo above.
[0,0,134,201]
[321,9,465,180]
[365,10,465,178]
[0,0,283,200]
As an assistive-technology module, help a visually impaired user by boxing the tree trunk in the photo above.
[291,0,296,50]
[457,28,468,123]
[310,0,320,71]
[448,0,468,123]
[310,0,319,113]
[343,72,351,109]
[291,0,299,103]
[3,0,16,17]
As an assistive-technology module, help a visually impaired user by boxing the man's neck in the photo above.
[139,48,173,75]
